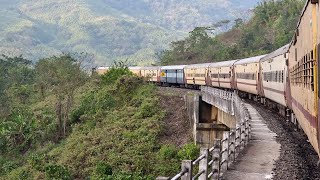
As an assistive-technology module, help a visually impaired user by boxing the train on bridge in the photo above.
[97,0,320,158]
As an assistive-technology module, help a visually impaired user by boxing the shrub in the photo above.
[29,154,45,171]
[177,143,199,160]
[158,144,178,160]
[1,160,18,175]
[95,162,113,177]
[3,167,32,180]
[45,164,72,180]
[101,67,134,85]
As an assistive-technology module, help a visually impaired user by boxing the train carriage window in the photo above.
[290,51,315,91]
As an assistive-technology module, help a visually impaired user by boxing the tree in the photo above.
[0,55,34,117]
[35,54,88,138]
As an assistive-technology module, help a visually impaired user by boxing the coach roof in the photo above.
[185,63,215,68]
[261,44,289,62]
[234,55,266,65]
[161,65,187,70]
[209,60,238,68]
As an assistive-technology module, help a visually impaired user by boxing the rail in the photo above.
[158,87,251,180]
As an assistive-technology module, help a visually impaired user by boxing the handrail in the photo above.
[159,86,252,180]
[192,154,205,165]
[171,169,188,180]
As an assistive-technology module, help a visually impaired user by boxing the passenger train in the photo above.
[96,0,320,157]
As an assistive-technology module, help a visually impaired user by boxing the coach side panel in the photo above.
[235,63,260,95]
[261,55,287,107]
[289,2,319,155]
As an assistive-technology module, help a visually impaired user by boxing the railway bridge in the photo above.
[158,86,280,180]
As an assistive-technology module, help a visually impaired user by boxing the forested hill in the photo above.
[0,0,260,66]
[160,0,305,65]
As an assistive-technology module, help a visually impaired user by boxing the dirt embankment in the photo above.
[156,87,198,147]
[249,101,320,180]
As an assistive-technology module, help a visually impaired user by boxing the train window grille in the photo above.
[219,73,231,79]
[194,73,205,78]
[237,73,255,80]
[211,74,219,78]
[290,51,314,91]
[263,71,284,83]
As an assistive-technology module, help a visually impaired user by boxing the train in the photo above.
[96,0,320,158]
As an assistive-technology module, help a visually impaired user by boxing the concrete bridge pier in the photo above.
[186,94,236,148]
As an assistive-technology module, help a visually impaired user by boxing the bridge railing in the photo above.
[157,87,251,180]
[201,86,234,115]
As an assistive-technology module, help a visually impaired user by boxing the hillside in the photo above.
[0,0,261,66]
[160,0,305,65]
[0,56,196,179]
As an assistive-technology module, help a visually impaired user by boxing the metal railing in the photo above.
[159,87,252,180]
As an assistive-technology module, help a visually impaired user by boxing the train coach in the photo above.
[233,55,266,96]
[140,66,160,82]
[184,63,212,88]
[129,67,142,76]
[96,66,110,75]
[260,44,290,116]
[160,65,186,86]
[208,60,238,89]
[288,0,319,156]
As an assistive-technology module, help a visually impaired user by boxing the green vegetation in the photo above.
[0,56,197,179]
[160,0,305,65]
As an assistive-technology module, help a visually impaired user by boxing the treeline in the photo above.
[159,0,305,65]
[0,55,87,154]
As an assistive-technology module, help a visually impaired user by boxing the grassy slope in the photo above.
[1,72,197,179]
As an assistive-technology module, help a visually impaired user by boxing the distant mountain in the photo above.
[0,0,261,65]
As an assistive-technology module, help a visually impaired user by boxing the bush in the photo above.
[101,67,134,85]
[135,99,158,118]
[95,162,113,178]
[29,154,45,171]
[177,143,199,160]
[1,160,18,175]
[3,167,32,180]
[45,164,72,180]
[158,144,178,160]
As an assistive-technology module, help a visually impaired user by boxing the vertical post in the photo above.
[199,148,209,180]
[235,124,241,159]
[181,160,192,180]
[212,139,221,180]
[228,129,236,167]
[220,131,229,174]
[240,122,245,150]
[245,119,250,145]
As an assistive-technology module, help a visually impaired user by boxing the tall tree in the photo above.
[35,54,87,138]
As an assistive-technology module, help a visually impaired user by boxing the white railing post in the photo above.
[245,118,250,146]
[235,124,241,159]
[181,160,192,180]
[240,122,246,150]
[199,148,209,180]
[212,139,221,180]
[220,131,229,175]
[228,129,236,167]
